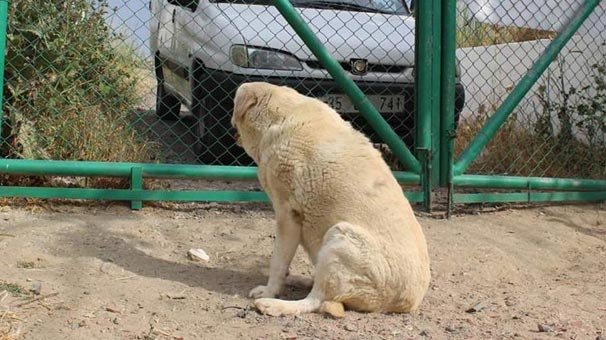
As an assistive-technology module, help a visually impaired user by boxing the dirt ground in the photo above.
[0,200,605,340]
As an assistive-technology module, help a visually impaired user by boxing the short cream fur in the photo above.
[231,82,431,316]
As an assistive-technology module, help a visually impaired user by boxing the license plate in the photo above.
[320,94,406,113]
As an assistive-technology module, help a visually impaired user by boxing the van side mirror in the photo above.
[167,0,198,11]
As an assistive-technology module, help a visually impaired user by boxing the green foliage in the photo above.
[2,0,155,162]
[457,14,554,48]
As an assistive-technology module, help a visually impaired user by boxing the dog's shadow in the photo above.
[50,216,311,300]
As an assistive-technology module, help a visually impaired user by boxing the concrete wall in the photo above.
[457,35,604,142]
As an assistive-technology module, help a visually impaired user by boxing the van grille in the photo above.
[305,60,408,74]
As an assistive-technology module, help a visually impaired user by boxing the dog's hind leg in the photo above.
[285,274,313,289]
[254,222,377,316]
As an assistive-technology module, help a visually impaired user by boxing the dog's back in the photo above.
[261,93,431,311]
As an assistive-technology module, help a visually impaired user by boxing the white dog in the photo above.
[231,82,430,316]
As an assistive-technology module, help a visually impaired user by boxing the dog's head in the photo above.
[232,82,301,161]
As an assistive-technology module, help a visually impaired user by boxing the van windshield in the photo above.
[212,0,409,15]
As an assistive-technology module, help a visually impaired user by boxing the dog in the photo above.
[231,82,430,316]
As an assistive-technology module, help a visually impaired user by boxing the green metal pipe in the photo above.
[439,0,457,187]
[414,0,434,208]
[0,186,426,203]
[414,0,432,154]
[0,159,259,179]
[430,0,442,185]
[0,187,270,202]
[453,0,601,175]
[453,174,606,191]
[130,166,143,210]
[0,159,420,183]
[273,0,421,174]
[0,0,9,142]
[454,191,606,204]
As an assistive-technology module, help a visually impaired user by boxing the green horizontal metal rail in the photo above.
[453,0,602,176]
[453,174,606,191]
[273,0,421,174]
[0,187,270,202]
[0,159,420,184]
[0,186,425,203]
[454,191,606,204]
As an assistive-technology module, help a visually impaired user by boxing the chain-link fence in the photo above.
[0,0,446,169]
[454,0,606,180]
[0,0,604,208]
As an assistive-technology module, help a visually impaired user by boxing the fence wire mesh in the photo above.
[0,0,448,171]
[0,0,604,203]
[455,0,606,180]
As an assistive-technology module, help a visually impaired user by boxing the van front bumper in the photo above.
[200,68,465,146]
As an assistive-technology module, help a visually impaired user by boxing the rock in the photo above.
[282,333,297,340]
[537,323,555,333]
[30,282,42,295]
[112,317,120,325]
[187,248,210,262]
[504,296,518,306]
[344,324,358,332]
[445,326,457,333]
[419,330,431,337]
[466,301,486,313]
[236,310,247,318]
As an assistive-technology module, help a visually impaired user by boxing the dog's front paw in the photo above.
[249,285,277,299]
[255,298,297,316]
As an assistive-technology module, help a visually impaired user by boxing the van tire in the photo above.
[191,64,254,166]
[154,55,181,121]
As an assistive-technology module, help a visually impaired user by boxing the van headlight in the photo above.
[230,45,303,71]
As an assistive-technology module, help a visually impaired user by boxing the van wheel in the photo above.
[154,56,181,121]
[191,66,254,166]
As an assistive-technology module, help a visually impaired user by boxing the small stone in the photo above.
[344,324,357,332]
[537,324,555,333]
[445,326,457,333]
[504,296,518,307]
[112,318,120,325]
[30,282,42,295]
[419,330,431,337]
[595,334,605,340]
[282,333,297,340]
[78,320,87,328]
[236,310,247,318]
[466,301,486,313]
[187,248,210,262]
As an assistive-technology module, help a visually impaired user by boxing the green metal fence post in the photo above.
[453,0,601,176]
[273,0,421,174]
[440,0,456,188]
[130,167,143,210]
[415,0,437,208]
[0,0,9,143]
[430,0,442,186]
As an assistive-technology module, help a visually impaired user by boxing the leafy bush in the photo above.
[1,0,156,162]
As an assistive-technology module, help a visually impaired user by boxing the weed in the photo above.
[1,0,157,163]
[457,14,554,48]
[0,282,27,297]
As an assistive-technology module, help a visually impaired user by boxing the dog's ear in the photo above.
[233,84,258,124]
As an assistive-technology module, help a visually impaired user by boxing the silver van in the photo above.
[149,0,465,164]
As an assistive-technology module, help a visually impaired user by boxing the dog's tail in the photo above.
[319,300,345,318]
